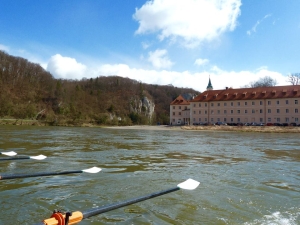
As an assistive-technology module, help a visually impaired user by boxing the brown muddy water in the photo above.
[0,125,299,225]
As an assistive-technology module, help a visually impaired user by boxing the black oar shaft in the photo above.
[0,170,82,180]
[83,186,180,219]
[0,156,30,161]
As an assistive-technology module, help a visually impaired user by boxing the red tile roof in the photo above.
[190,85,300,102]
[170,95,190,105]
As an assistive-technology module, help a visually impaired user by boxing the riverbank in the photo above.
[1,119,300,133]
[106,124,300,133]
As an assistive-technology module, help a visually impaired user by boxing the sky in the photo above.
[0,0,299,92]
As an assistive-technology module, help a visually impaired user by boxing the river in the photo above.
[0,126,299,225]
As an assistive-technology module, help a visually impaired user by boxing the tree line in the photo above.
[0,51,199,126]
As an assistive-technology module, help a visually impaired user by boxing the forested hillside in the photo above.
[0,51,199,126]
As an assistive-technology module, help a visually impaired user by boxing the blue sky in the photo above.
[0,0,299,92]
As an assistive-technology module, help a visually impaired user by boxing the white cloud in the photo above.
[0,44,10,52]
[46,54,87,79]
[195,58,209,66]
[133,0,242,48]
[247,14,271,35]
[44,54,289,92]
[147,49,174,69]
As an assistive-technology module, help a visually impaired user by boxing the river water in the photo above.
[0,126,299,225]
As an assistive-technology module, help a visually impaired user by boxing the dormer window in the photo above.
[252,92,256,95]
[262,91,266,95]
[234,93,238,96]
[272,90,276,94]
[204,94,208,99]
[293,89,298,93]
[282,89,287,93]
[243,92,247,95]
[224,93,229,97]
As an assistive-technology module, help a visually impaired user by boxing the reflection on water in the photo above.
[0,126,299,224]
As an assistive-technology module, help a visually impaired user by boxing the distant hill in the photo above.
[0,51,199,125]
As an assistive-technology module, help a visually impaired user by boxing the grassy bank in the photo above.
[181,125,300,133]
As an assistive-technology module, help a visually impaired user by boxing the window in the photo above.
[252,102,255,105]
[173,112,175,115]
[199,118,201,121]
[224,102,227,106]
[172,119,175,122]
[194,111,196,114]
[231,102,233,106]
[286,118,289,122]
[268,118,271,122]
[268,109,271,113]
[245,102,248,106]
[245,110,248,113]
[237,110,240,114]
[199,111,201,114]
[205,110,207,114]
[211,118,214,122]
[286,109,289,113]
[224,110,227,114]
[173,106,175,109]
[193,104,196,107]
[217,103,220,106]
[193,118,195,121]
[260,101,263,105]
[260,118,263,122]
[231,118,233,122]
[205,103,207,107]
[260,109,263,113]
[217,118,220,122]
[277,109,280,113]
[295,100,298,104]
[231,110,233,114]
[217,110,220,114]
[199,103,201,107]
[179,106,181,109]
[296,118,299,122]
[252,109,255,113]
[211,110,214,114]
[205,118,207,121]
[286,100,289,104]
[224,118,227,122]
[295,109,298,113]
[179,112,181,115]
[211,103,214,106]
[237,118,240,122]
[238,102,240,106]
[277,100,280,105]
[277,118,280,122]
[268,101,271,105]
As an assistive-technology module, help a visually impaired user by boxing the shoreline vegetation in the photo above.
[1,119,300,133]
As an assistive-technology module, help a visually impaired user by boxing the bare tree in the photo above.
[244,76,277,88]
[287,73,300,85]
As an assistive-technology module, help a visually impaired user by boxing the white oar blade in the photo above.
[82,167,102,173]
[30,155,47,160]
[1,151,17,156]
[177,179,200,190]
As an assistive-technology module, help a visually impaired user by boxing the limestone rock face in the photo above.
[130,96,155,119]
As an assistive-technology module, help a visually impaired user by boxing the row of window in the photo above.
[192,108,299,115]
[192,117,299,123]
[189,99,299,108]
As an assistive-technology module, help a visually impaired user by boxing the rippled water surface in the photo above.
[0,126,299,225]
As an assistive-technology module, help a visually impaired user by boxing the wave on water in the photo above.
[244,210,300,225]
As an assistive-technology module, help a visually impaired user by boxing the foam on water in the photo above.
[245,210,300,225]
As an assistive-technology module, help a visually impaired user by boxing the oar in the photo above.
[0,151,17,156]
[0,154,47,161]
[0,167,101,180]
[34,179,200,225]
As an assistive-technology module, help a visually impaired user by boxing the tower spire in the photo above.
[206,75,213,90]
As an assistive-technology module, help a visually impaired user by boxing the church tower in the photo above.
[206,76,213,90]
